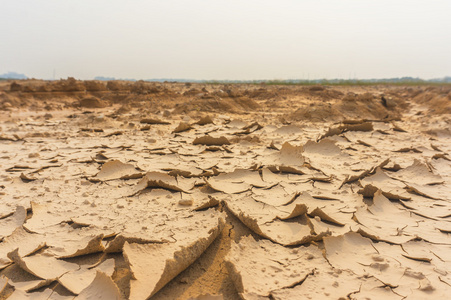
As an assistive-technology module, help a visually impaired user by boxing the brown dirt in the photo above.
[79,96,108,108]
[0,79,450,300]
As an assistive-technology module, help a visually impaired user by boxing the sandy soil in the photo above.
[0,79,450,299]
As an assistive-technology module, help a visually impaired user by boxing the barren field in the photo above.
[0,78,450,299]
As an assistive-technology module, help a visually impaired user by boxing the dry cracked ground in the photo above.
[0,79,450,299]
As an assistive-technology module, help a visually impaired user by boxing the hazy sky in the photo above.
[1,1,450,80]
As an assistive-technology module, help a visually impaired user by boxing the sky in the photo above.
[1,0,450,80]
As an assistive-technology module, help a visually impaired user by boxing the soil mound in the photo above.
[412,87,451,114]
[337,92,400,120]
[290,103,344,122]
[309,85,325,92]
[0,93,22,109]
[85,80,107,92]
[51,77,85,92]
[107,81,130,91]
[23,85,37,92]
[233,97,260,110]
[244,88,278,99]
[79,96,108,108]
[183,88,202,96]
[290,91,403,122]
[172,96,259,115]
[9,82,22,92]
[130,81,161,94]
[36,84,53,92]
[303,86,344,100]
[224,87,243,98]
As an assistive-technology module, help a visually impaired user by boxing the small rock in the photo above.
[179,199,193,206]
[95,115,105,122]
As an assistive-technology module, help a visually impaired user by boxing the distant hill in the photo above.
[429,76,451,83]
[94,76,136,82]
[0,72,28,79]
[94,76,116,81]
[93,76,451,85]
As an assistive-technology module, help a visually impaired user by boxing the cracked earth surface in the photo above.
[0,80,450,299]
